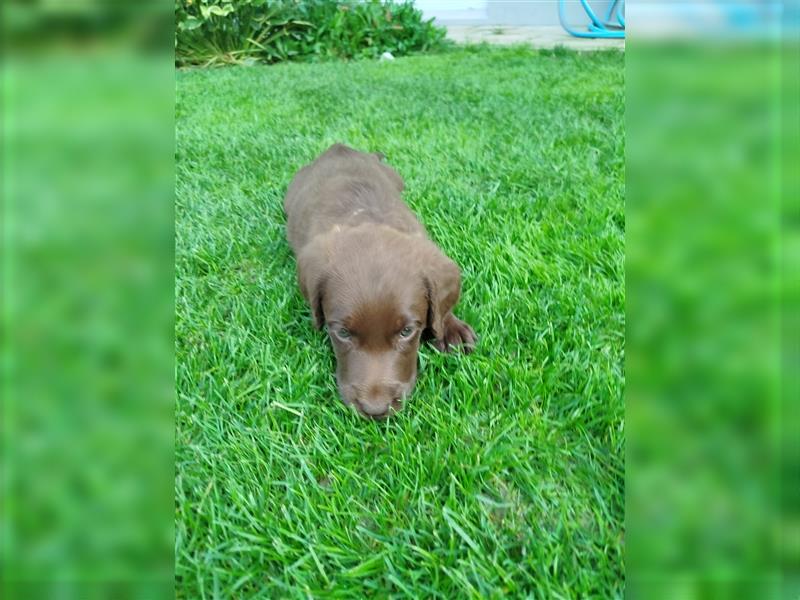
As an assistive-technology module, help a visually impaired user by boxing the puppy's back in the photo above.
[284,144,420,253]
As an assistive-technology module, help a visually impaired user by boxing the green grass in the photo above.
[176,45,624,598]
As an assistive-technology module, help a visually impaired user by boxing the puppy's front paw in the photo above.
[433,314,477,354]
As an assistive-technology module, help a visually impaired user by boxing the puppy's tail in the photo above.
[372,152,404,192]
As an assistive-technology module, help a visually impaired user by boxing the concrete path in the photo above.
[445,25,625,51]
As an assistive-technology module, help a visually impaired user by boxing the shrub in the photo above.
[175,0,447,66]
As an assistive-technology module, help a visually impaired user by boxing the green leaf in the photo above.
[179,16,203,31]
[207,5,233,17]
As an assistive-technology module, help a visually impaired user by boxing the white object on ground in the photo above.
[380,51,395,61]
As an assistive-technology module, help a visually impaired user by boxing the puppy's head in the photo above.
[297,226,460,419]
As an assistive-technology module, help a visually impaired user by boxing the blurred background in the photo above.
[626,2,798,598]
[1,0,797,598]
[2,2,175,598]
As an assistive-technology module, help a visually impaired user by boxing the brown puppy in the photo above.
[284,143,476,419]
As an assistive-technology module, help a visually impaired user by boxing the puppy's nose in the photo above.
[359,401,392,418]
[358,383,403,418]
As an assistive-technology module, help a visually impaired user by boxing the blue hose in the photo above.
[559,0,625,39]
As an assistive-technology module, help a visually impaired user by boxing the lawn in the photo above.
[175,46,625,598]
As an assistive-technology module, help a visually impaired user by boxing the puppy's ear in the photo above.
[422,243,461,341]
[297,240,328,329]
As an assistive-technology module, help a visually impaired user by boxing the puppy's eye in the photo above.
[399,326,414,338]
[336,327,351,339]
